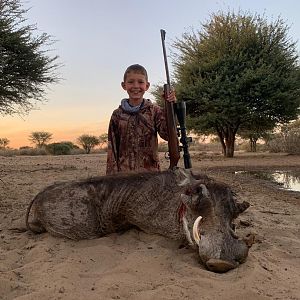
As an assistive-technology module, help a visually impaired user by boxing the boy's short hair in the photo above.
[123,64,148,81]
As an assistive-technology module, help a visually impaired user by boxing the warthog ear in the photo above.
[185,183,209,197]
[235,201,250,216]
[190,171,210,181]
[181,184,209,208]
[175,168,193,187]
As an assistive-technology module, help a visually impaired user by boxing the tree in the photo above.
[77,134,99,154]
[29,131,52,148]
[98,133,108,149]
[0,137,9,149]
[0,0,59,116]
[238,117,274,152]
[172,11,300,157]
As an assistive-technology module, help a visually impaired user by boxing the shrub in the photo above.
[189,142,222,153]
[238,141,267,152]
[285,131,300,154]
[46,143,72,155]
[267,129,300,154]
[0,149,17,157]
[19,147,47,156]
[70,148,86,155]
[60,141,80,149]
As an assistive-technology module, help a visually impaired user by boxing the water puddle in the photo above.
[235,170,300,192]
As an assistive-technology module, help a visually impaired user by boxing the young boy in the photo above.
[106,64,176,175]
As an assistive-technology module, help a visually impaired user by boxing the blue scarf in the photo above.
[121,98,144,113]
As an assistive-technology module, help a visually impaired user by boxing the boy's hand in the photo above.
[163,89,177,103]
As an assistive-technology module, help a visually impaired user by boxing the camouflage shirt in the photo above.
[106,99,168,175]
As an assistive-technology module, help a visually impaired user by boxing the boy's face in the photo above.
[121,71,150,103]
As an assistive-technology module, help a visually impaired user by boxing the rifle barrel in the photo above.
[160,29,171,86]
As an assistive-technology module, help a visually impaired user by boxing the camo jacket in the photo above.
[106,99,168,174]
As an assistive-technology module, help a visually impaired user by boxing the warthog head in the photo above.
[180,175,250,273]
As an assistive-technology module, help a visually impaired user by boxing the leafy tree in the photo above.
[0,0,59,116]
[238,131,262,152]
[29,131,52,148]
[98,133,108,149]
[0,137,9,149]
[238,117,274,152]
[77,134,99,154]
[172,11,300,157]
[151,83,176,108]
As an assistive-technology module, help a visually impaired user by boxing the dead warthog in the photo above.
[26,168,251,273]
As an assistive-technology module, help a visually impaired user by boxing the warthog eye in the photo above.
[196,186,203,194]
[184,187,193,196]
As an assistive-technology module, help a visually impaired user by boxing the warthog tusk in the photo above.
[182,216,194,246]
[193,216,202,245]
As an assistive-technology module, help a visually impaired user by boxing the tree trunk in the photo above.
[216,125,237,157]
[249,138,257,152]
[216,130,226,154]
[224,131,235,157]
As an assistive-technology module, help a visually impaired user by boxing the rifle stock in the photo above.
[160,30,180,169]
[163,84,180,168]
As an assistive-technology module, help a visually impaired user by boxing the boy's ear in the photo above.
[121,82,126,90]
[145,82,150,90]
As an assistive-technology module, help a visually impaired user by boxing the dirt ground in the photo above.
[0,152,299,300]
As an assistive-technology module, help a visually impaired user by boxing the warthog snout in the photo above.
[205,258,237,273]
[197,233,250,273]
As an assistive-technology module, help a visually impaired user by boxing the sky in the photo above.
[1,0,300,148]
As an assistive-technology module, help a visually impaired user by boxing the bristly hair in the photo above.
[123,64,148,81]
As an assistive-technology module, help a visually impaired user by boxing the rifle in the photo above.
[160,29,192,169]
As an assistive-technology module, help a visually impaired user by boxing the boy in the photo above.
[106,64,175,174]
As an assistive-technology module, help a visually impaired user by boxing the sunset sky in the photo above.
[1,0,299,148]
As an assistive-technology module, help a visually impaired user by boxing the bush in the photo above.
[46,143,72,155]
[267,130,300,154]
[70,148,86,155]
[238,141,267,152]
[285,131,300,154]
[19,147,47,156]
[60,141,80,149]
[0,149,18,157]
[267,137,283,153]
[189,142,222,153]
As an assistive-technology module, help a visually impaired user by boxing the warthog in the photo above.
[26,168,251,273]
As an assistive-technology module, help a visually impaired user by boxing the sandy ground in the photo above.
[0,152,299,300]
